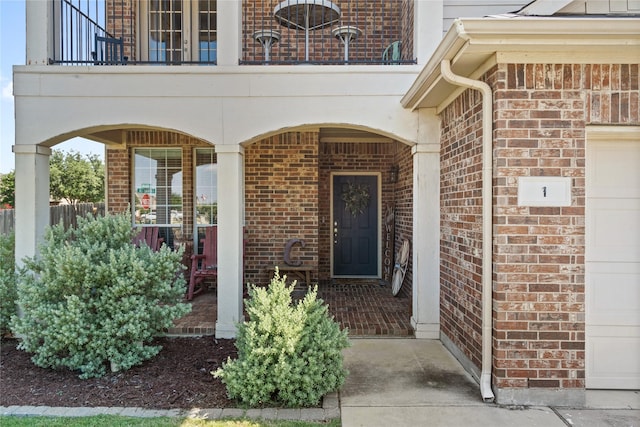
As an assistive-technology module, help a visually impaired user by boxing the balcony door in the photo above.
[141,0,217,63]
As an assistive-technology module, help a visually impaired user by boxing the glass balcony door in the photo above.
[141,0,217,64]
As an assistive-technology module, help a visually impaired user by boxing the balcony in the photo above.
[50,0,416,66]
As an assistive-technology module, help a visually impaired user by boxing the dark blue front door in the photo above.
[333,174,378,276]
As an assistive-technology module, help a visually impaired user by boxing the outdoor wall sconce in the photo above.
[389,165,399,183]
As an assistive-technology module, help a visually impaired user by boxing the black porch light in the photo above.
[389,165,399,183]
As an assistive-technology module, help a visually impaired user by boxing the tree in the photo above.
[0,171,15,208]
[50,150,105,205]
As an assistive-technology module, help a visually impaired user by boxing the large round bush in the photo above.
[0,232,16,335]
[12,213,191,378]
[214,270,349,407]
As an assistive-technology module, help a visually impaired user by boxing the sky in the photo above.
[0,0,103,174]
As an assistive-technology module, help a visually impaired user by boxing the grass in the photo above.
[0,415,341,427]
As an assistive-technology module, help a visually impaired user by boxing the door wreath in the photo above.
[341,181,370,216]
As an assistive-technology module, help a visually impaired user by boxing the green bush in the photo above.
[0,232,17,335]
[214,270,349,407]
[11,213,191,378]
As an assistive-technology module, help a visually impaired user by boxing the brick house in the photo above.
[12,0,639,405]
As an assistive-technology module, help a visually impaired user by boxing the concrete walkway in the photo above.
[3,338,639,426]
[340,339,640,427]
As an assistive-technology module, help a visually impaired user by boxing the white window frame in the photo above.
[132,148,183,243]
[138,0,217,63]
[194,147,218,250]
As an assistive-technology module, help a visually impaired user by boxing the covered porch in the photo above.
[168,279,413,337]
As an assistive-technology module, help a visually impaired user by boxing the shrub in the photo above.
[214,270,349,407]
[11,213,191,378]
[0,232,17,335]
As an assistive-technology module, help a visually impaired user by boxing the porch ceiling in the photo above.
[402,17,640,111]
[85,129,127,146]
[319,128,394,143]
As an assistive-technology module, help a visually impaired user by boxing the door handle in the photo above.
[333,221,338,244]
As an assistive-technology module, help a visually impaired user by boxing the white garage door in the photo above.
[586,127,640,389]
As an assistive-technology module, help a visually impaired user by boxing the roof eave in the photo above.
[401,17,640,111]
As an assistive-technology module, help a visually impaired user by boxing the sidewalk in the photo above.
[340,339,640,427]
[3,338,639,426]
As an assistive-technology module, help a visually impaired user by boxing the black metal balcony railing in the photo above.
[51,0,416,66]
[52,0,117,65]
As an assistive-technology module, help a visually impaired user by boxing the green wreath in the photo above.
[341,181,370,216]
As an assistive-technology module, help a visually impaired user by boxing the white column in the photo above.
[411,109,440,339]
[214,145,245,338]
[413,0,443,66]
[216,0,241,66]
[26,0,55,65]
[12,145,51,267]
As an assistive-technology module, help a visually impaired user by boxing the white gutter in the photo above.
[440,59,495,403]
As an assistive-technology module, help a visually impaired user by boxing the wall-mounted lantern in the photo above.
[389,165,399,183]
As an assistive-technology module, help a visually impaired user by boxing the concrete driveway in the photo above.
[340,339,640,427]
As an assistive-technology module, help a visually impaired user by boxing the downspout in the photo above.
[440,59,495,403]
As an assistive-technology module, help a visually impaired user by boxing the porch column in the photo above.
[411,110,440,339]
[26,0,55,65]
[12,145,51,266]
[216,0,241,66]
[215,145,245,339]
[414,0,443,66]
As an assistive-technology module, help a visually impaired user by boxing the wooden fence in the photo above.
[0,203,105,235]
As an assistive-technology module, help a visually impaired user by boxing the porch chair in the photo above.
[382,40,401,64]
[93,33,128,65]
[187,226,218,300]
[132,226,164,252]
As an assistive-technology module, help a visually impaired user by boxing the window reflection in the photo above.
[195,148,217,250]
[133,148,183,247]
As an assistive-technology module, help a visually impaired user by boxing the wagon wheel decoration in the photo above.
[392,239,410,297]
[341,181,370,217]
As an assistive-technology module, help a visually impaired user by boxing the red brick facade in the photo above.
[107,0,411,64]
[106,129,413,291]
[244,0,407,63]
[244,132,320,285]
[439,62,640,392]
[317,140,413,297]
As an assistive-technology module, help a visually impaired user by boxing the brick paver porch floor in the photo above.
[168,281,413,337]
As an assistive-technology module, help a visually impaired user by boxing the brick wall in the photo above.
[108,0,410,63]
[244,132,320,285]
[400,0,414,62]
[318,140,412,291]
[106,147,130,215]
[440,87,485,370]
[107,0,136,60]
[244,0,407,63]
[439,62,640,392]
[393,141,414,298]
[107,129,414,297]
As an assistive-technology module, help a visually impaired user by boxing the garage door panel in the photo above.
[586,330,640,389]
[587,140,640,198]
[586,199,640,262]
[587,263,640,326]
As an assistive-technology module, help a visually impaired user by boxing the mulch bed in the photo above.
[0,337,237,409]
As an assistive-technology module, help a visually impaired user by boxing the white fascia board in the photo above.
[402,17,640,110]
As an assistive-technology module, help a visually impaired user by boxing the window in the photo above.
[194,148,217,249]
[141,0,217,64]
[133,148,183,247]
